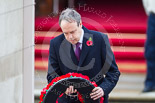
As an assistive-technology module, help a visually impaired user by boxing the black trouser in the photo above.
[144,12,155,88]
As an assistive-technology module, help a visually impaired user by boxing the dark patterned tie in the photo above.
[75,42,81,61]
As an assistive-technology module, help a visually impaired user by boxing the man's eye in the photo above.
[70,31,74,34]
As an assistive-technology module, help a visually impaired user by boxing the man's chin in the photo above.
[69,41,77,45]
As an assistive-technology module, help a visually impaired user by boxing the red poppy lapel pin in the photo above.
[86,37,93,46]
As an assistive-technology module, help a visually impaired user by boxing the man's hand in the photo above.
[65,86,77,96]
[90,87,104,100]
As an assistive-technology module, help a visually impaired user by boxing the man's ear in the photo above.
[79,20,82,28]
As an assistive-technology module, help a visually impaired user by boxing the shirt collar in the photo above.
[78,29,84,44]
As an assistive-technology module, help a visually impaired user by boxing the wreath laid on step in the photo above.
[39,73,104,103]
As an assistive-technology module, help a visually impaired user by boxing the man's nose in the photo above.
[69,34,73,39]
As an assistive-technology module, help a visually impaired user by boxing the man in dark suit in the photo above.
[47,8,120,103]
[143,0,155,92]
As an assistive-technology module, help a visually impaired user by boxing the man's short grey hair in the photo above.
[59,8,81,26]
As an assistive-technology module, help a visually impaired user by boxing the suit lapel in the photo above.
[79,32,93,66]
[61,38,79,66]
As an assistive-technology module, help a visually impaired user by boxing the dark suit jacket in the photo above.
[47,26,120,103]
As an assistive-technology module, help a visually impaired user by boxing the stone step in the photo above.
[35,58,146,73]
[35,44,145,60]
[35,71,155,103]
[34,89,155,103]
[35,31,146,47]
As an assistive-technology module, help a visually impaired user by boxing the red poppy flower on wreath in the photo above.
[86,37,93,46]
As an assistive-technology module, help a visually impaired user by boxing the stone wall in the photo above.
[0,0,34,103]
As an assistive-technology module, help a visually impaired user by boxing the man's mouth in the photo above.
[70,40,75,42]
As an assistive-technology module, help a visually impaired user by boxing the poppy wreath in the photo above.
[39,73,104,103]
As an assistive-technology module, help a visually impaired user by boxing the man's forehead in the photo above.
[63,28,77,34]
[61,21,78,32]
[61,20,77,26]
